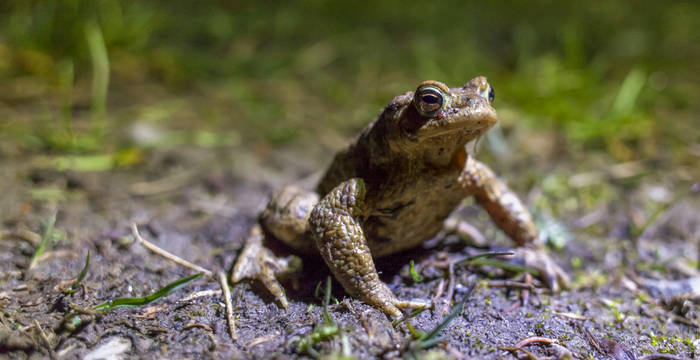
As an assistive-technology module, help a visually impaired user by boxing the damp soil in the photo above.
[1,138,698,360]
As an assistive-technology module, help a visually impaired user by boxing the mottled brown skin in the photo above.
[232,77,568,316]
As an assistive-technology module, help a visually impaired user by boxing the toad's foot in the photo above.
[364,282,431,318]
[509,247,569,292]
[231,224,301,308]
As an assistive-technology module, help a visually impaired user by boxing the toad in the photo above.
[232,77,568,316]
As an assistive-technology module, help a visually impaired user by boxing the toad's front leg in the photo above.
[458,156,569,290]
[309,178,428,317]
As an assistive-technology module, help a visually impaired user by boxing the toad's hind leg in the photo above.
[309,178,429,317]
[231,185,318,308]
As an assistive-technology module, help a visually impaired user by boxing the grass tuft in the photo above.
[409,260,423,283]
[297,276,340,356]
[29,212,58,269]
[63,251,90,294]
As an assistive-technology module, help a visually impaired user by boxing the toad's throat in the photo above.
[416,118,494,139]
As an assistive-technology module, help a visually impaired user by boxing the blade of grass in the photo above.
[455,251,514,266]
[406,321,425,339]
[610,67,646,117]
[29,212,57,269]
[93,273,202,311]
[85,20,109,135]
[322,276,332,323]
[468,257,540,277]
[64,251,90,294]
[392,307,428,327]
[297,276,339,355]
[415,284,475,349]
[419,298,465,343]
[457,251,540,277]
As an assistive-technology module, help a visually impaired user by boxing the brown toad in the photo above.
[232,77,568,316]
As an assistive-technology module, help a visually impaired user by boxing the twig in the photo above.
[131,224,212,277]
[499,337,558,360]
[639,354,683,360]
[218,271,237,341]
[34,320,57,360]
[514,336,558,348]
[341,301,372,338]
[183,323,217,350]
[499,346,539,360]
[501,299,522,314]
[521,273,532,307]
[485,280,534,290]
[583,327,605,355]
[668,313,700,328]
[69,303,103,316]
[359,310,373,339]
[431,279,445,305]
[183,323,214,332]
[56,344,78,358]
[34,250,73,265]
[179,289,222,303]
[443,218,486,246]
[13,228,42,246]
[440,262,456,316]
[248,333,277,347]
[1,270,22,278]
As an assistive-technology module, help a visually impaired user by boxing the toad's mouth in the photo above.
[416,105,497,139]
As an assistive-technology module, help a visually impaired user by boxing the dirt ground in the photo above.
[1,103,699,359]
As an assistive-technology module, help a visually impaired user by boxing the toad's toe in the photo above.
[231,225,301,308]
[361,282,431,317]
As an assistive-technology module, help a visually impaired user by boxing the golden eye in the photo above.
[414,85,445,117]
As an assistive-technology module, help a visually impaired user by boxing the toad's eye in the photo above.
[487,85,495,104]
[414,85,445,117]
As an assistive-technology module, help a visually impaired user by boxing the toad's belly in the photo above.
[363,179,463,257]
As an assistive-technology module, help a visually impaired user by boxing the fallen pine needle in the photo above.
[131,224,212,277]
[179,289,222,303]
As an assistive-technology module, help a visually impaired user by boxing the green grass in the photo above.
[297,276,340,356]
[0,1,697,155]
[63,251,90,294]
[93,272,202,311]
[28,212,59,269]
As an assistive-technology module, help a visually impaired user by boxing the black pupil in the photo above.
[488,87,495,103]
[421,93,440,104]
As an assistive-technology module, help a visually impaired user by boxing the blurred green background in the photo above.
[0,0,698,166]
